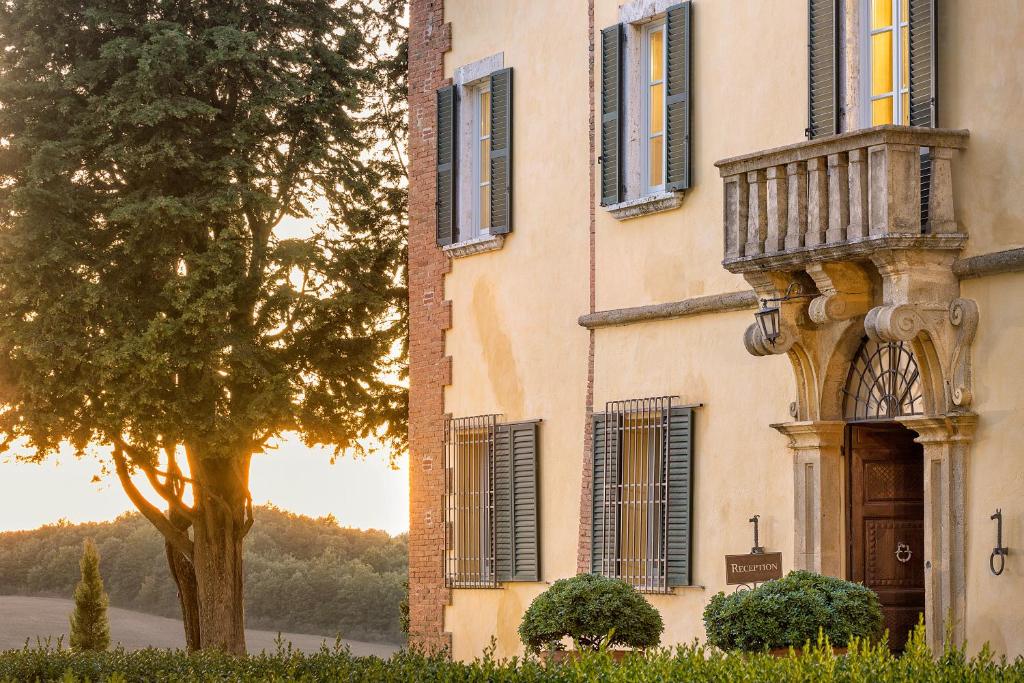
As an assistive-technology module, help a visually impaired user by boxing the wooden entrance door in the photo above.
[849,423,925,650]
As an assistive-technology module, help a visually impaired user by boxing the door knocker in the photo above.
[895,542,913,564]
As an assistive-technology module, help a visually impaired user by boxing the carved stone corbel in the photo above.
[744,320,797,356]
[863,303,928,342]
[805,262,873,325]
[948,298,979,408]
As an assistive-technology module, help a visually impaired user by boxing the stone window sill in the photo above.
[442,233,505,258]
[604,191,684,221]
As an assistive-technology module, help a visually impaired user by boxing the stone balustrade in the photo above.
[716,125,969,272]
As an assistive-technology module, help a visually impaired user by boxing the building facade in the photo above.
[408,0,1024,660]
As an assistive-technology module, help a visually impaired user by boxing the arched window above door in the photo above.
[843,337,924,421]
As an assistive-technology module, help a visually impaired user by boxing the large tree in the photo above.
[0,0,407,653]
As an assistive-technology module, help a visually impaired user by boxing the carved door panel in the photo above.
[850,423,924,651]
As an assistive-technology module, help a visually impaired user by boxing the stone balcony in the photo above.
[716,125,970,274]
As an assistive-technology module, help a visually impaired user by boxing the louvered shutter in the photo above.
[908,0,937,230]
[666,405,694,587]
[489,68,513,235]
[494,421,538,582]
[665,2,692,192]
[806,0,838,139]
[600,25,624,206]
[591,412,619,575]
[436,85,457,246]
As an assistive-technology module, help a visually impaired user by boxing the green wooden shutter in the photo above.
[908,0,937,128]
[665,2,692,192]
[489,68,513,235]
[494,421,538,582]
[806,0,838,139]
[600,25,623,206]
[666,405,694,587]
[436,85,457,246]
[591,412,619,575]
[908,0,937,230]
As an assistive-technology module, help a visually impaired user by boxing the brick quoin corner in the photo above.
[407,0,452,653]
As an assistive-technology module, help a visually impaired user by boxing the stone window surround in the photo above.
[444,53,506,259]
[606,0,685,221]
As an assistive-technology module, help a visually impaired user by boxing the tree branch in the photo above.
[114,437,196,523]
[112,444,194,559]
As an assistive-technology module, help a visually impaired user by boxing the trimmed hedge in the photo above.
[704,570,884,651]
[518,574,663,652]
[2,628,1024,682]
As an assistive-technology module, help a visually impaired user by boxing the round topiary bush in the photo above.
[518,574,664,653]
[703,570,884,651]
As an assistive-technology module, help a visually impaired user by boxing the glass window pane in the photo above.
[872,96,894,125]
[901,92,909,124]
[649,136,664,187]
[871,0,892,29]
[649,82,664,135]
[649,28,664,82]
[479,91,490,137]
[480,139,489,183]
[900,25,909,89]
[871,31,893,96]
[480,185,490,229]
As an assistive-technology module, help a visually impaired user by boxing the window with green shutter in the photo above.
[601,1,692,212]
[591,397,695,592]
[444,415,539,588]
[435,63,514,248]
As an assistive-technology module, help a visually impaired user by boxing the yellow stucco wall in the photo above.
[436,0,1024,661]
[960,273,1024,654]
[942,1,1024,257]
[441,0,592,662]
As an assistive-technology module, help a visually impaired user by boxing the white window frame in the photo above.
[860,0,909,128]
[641,20,668,196]
[470,81,492,240]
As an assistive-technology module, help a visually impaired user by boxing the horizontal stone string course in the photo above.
[578,291,758,329]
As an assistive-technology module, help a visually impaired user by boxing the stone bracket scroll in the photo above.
[948,298,979,408]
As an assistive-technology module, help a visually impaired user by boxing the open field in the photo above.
[0,596,399,657]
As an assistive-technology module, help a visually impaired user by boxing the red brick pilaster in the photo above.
[408,0,453,653]
[576,0,597,576]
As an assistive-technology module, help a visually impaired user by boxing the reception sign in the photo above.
[725,552,783,585]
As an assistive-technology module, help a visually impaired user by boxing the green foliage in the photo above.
[0,0,406,464]
[69,540,111,652]
[0,507,407,643]
[518,574,664,652]
[2,626,1024,682]
[398,580,410,636]
[703,570,884,651]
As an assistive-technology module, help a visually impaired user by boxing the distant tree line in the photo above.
[0,507,407,643]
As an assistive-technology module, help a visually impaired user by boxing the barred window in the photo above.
[592,396,694,592]
[445,415,539,588]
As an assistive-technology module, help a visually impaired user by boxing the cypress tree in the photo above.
[69,540,111,651]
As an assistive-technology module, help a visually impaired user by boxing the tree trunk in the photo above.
[189,458,249,655]
[165,510,201,652]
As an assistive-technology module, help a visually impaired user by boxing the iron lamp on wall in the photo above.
[754,283,812,346]
[755,302,782,346]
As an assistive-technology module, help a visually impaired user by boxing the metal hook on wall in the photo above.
[749,514,765,555]
[991,509,1008,576]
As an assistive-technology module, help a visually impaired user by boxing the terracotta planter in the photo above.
[539,649,634,665]
[767,645,848,658]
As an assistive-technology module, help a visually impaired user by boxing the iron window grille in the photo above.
[444,414,499,588]
[596,395,676,593]
[843,338,924,421]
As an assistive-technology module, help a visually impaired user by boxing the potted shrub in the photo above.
[519,574,663,662]
[703,570,884,654]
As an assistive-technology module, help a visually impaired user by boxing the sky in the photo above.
[0,436,409,535]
